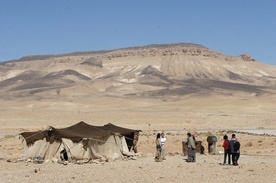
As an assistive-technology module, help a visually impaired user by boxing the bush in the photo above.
[246,142,253,147]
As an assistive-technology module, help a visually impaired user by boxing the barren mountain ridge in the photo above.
[0,43,275,100]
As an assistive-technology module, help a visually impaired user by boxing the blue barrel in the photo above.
[207,136,217,143]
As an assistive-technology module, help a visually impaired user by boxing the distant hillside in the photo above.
[0,43,275,100]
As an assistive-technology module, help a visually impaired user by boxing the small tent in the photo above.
[20,121,140,163]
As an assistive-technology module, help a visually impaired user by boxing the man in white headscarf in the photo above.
[160,132,167,160]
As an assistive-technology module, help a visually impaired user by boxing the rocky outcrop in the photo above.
[239,53,255,61]
[99,44,230,60]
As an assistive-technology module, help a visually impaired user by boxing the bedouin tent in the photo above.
[20,121,140,163]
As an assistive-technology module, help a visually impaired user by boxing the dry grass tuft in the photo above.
[246,142,253,147]
[4,135,15,138]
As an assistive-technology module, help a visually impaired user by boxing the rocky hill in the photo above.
[0,43,276,100]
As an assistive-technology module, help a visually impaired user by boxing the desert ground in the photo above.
[0,94,275,183]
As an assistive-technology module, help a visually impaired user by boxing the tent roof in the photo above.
[20,121,140,146]
[100,123,141,136]
[21,121,113,145]
[57,121,113,140]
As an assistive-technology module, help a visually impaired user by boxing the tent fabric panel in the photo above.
[93,135,123,160]
[61,139,91,160]
[89,141,106,160]
[99,123,141,151]
[116,135,130,156]
[23,139,62,160]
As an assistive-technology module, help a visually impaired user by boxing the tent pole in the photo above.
[62,140,74,160]
[88,139,93,161]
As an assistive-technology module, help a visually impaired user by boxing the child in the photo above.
[222,135,230,165]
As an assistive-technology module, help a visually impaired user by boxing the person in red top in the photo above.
[222,135,231,165]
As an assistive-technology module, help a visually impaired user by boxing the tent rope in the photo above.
[61,139,75,159]
[124,136,134,141]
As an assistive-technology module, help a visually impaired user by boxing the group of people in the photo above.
[155,132,240,166]
[222,134,240,166]
[155,132,167,162]
[155,132,197,162]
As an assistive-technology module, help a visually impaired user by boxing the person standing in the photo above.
[234,138,240,165]
[132,132,139,154]
[186,132,196,162]
[228,134,240,166]
[222,135,230,165]
[160,132,167,160]
[155,133,163,162]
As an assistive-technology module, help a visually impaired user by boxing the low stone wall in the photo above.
[219,130,276,137]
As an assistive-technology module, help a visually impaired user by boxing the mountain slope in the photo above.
[0,43,275,99]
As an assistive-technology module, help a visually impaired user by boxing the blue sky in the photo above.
[1,0,275,65]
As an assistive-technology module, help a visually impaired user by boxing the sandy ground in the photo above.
[0,95,275,183]
[0,153,275,183]
[0,130,275,183]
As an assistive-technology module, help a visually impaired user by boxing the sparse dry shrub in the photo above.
[246,142,253,147]
[4,135,15,138]
[174,139,180,143]
[140,132,152,137]
[56,89,61,95]
[257,140,263,143]
[166,132,172,136]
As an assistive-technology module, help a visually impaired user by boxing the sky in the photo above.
[0,0,275,65]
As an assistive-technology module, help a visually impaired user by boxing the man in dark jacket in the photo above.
[228,134,240,166]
